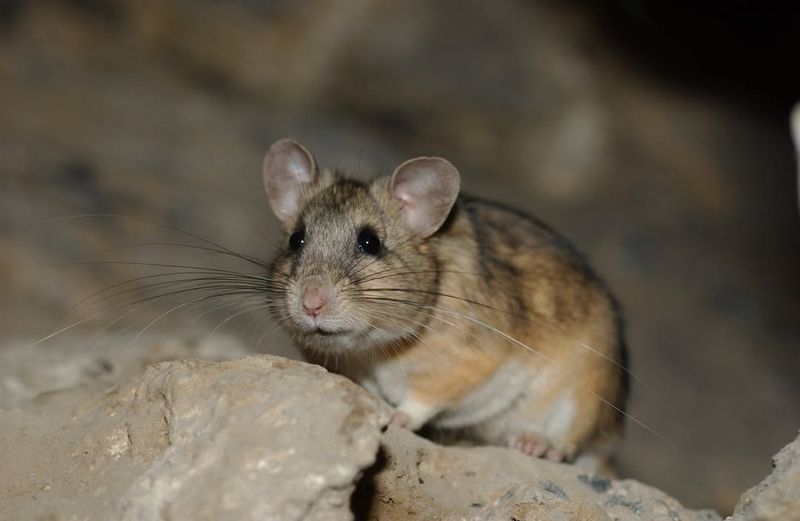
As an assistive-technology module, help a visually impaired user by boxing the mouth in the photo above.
[313,327,352,337]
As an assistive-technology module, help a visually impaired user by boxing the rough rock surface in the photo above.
[0,334,250,409]
[7,336,798,521]
[731,431,800,521]
[357,427,723,521]
[0,352,389,521]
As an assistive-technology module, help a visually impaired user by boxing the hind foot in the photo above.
[508,433,567,462]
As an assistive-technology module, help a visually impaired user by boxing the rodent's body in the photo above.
[262,139,627,462]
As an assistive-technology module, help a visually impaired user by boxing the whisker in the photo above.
[122,289,268,348]
[346,268,486,288]
[68,273,284,317]
[342,230,422,282]
[206,302,271,339]
[31,259,265,277]
[24,315,103,349]
[101,283,273,311]
[117,241,276,266]
[349,286,658,399]
[35,213,273,270]
[359,308,455,368]
[183,296,264,327]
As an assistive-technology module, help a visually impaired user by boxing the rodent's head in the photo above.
[262,139,460,354]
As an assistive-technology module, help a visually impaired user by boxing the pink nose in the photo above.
[302,288,327,317]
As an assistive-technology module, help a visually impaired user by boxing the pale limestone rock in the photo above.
[0,334,250,408]
[2,335,798,521]
[0,353,389,521]
[731,432,800,521]
[355,426,723,521]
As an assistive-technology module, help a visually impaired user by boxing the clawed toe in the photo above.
[509,433,550,457]
[508,433,567,461]
[545,447,566,462]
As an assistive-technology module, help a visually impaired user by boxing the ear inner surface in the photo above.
[262,139,318,226]
[391,157,460,239]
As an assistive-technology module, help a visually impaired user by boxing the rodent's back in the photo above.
[433,196,619,334]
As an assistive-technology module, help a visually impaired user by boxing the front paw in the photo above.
[391,397,440,431]
[390,409,412,429]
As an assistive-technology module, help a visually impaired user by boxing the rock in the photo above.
[2,337,799,521]
[354,426,723,521]
[731,431,800,521]
[0,353,390,521]
[0,334,250,409]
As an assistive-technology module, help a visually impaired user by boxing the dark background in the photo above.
[2,0,799,513]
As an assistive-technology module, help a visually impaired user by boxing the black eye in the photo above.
[289,229,305,252]
[357,228,381,255]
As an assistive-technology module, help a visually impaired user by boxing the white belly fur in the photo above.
[432,361,532,428]
[366,359,577,445]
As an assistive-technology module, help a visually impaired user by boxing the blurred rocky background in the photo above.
[1,0,799,514]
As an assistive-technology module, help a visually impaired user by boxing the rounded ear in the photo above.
[390,157,460,238]
[262,139,318,226]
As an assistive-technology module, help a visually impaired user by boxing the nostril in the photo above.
[302,290,327,317]
[303,301,325,317]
